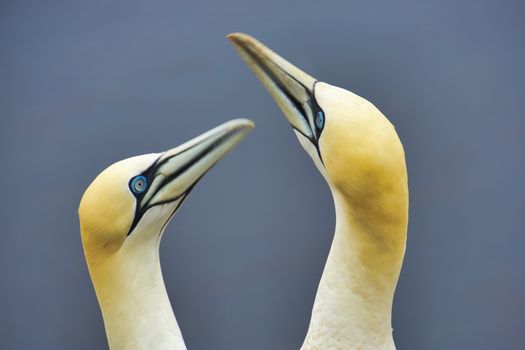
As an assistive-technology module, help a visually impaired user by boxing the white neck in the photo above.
[89,238,186,350]
[301,191,405,350]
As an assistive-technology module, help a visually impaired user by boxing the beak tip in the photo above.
[226,32,254,46]
[230,118,255,132]
[226,32,242,40]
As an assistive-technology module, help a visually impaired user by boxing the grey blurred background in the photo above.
[1,0,524,349]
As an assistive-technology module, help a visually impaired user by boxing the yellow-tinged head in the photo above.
[228,33,407,244]
[79,119,254,267]
[79,153,156,258]
[315,83,408,233]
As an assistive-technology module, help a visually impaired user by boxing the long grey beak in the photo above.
[227,33,322,143]
[128,118,254,234]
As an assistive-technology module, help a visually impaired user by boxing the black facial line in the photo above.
[241,45,325,163]
[131,133,210,192]
[311,82,325,163]
[158,193,187,237]
[241,44,312,130]
[244,44,312,93]
[149,137,205,172]
[281,82,324,164]
[127,128,239,236]
[155,127,239,193]
[157,174,203,237]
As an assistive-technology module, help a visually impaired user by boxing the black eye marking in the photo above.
[126,159,159,236]
[129,175,147,195]
[309,82,325,163]
[310,82,325,137]
[315,110,325,130]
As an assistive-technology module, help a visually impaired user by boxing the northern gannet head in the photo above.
[228,34,407,227]
[79,119,253,350]
[79,119,254,265]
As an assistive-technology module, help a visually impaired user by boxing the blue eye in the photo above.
[130,175,147,195]
[315,110,325,130]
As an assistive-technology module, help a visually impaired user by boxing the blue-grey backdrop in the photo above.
[1,0,524,349]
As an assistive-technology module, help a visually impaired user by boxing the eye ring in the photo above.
[315,110,325,130]
[130,175,147,195]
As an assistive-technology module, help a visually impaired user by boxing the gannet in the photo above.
[78,119,253,350]
[228,33,408,350]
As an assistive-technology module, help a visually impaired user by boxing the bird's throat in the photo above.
[86,239,186,350]
[302,190,407,350]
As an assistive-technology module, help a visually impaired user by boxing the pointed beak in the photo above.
[128,118,254,234]
[227,32,320,141]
